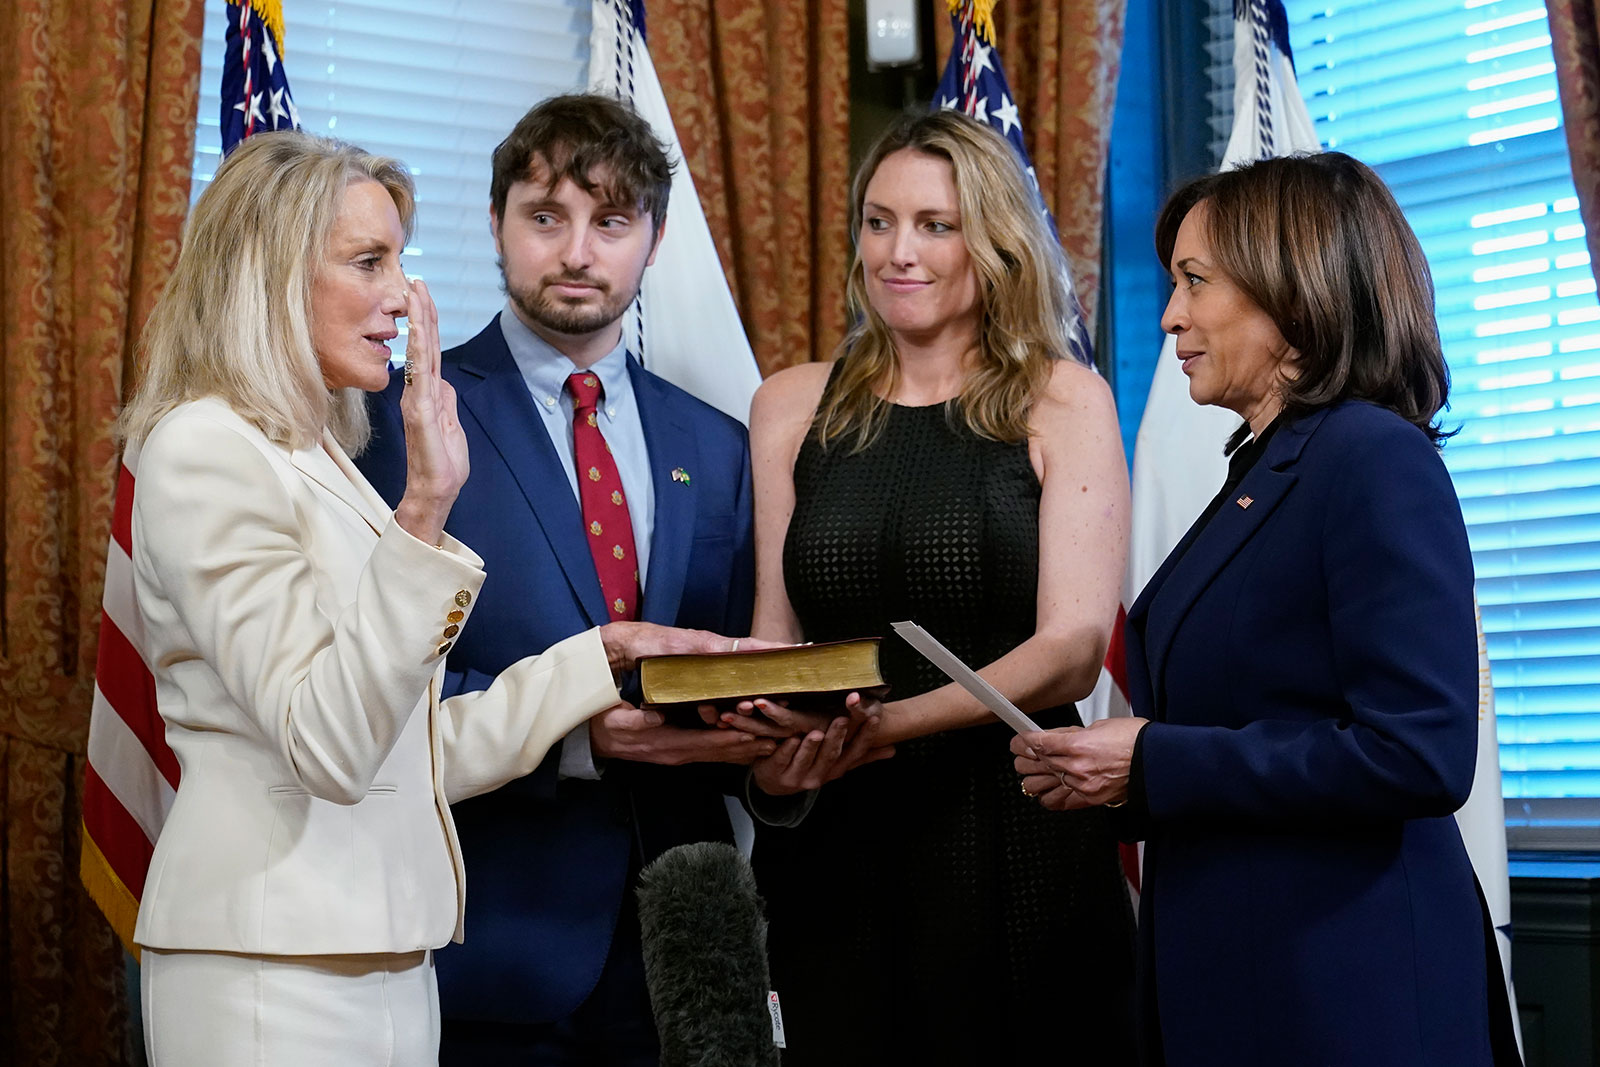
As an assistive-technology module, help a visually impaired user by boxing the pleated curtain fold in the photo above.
[650,0,855,374]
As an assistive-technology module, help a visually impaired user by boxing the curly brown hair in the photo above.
[490,93,674,231]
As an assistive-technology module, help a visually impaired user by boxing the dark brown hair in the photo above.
[1155,151,1450,444]
[490,93,673,227]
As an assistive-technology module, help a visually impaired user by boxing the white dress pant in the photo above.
[140,948,439,1066]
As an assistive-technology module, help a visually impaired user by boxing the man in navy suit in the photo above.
[357,93,775,1066]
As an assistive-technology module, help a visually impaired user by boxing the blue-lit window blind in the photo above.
[1260,0,1600,842]
[190,0,590,349]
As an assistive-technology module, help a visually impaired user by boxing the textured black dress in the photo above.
[754,391,1137,1066]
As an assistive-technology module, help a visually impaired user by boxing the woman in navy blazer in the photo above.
[1013,153,1520,1066]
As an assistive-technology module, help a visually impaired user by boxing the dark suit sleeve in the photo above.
[1139,422,1479,827]
[721,430,756,637]
[355,371,409,509]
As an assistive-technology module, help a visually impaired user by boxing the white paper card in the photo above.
[890,621,1043,736]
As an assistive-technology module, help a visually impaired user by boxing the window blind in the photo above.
[191,0,590,349]
[1203,4,1239,168]
[1263,0,1600,841]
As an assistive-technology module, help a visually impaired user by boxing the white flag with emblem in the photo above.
[588,0,762,424]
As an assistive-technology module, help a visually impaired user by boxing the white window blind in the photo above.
[1247,0,1600,842]
[191,0,590,349]
[1203,4,1240,169]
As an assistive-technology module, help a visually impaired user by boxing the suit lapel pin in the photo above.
[1237,495,1254,509]
[671,467,691,486]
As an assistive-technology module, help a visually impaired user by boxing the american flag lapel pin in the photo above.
[1237,495,1254,509]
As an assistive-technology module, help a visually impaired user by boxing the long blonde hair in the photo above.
[120,131,415,452]
[814,110,1081,452]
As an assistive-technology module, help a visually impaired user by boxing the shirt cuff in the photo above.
[743,769,818,828]
[557,722,602,780]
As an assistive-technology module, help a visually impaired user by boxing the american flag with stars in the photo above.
[933,0,1092,365]
[220,0,300,153]
[79,0,303,956]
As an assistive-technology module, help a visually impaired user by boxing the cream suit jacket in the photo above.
[129,398,619,955]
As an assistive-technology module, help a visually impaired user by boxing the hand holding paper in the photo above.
[895,620,1137,806]
[1009,719,1146,811]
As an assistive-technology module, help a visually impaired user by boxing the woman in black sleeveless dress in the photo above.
[740,111,1136,1065]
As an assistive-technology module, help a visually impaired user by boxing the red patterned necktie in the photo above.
[567,371,640,621]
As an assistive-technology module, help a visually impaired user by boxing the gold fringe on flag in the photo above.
[79,825,142,959]
[946,0,997,43]
[227,0,289,56]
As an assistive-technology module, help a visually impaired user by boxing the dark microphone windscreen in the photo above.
[636,841,782,1067]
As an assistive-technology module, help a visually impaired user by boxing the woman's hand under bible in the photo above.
[749,692,895,795]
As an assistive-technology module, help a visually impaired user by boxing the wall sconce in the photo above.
[865,0,921,70]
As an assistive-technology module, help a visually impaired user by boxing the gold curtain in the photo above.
[936,0,1127,333]
[1551,1,1600,288]
[0,0,203,1061]
[648,0,853,375]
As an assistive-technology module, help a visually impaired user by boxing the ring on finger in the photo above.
[403,359,415,386]
[1020,778,1036,799]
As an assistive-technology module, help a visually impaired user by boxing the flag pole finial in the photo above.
[229,0,289,56]
[947,0,998,44]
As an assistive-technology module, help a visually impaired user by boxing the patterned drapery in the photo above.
[649,0,853,374]
[0,0,203,1061]
[937,0,1128,334]
[1551,1,1600,288]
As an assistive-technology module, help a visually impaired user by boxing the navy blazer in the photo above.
[1123,401,1504,1065]
[356,316,755,1023]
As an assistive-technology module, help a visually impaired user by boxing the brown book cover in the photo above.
[639,637,885,708]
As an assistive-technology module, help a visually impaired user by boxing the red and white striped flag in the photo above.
[80,446,179,953]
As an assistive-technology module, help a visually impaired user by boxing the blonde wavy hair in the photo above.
[119,131,415,453]
[813,110,1081,452]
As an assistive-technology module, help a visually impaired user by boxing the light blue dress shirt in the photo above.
[499,303,658,777]
[499,304,656,586]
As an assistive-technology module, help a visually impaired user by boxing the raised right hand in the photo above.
[394,279,468,546]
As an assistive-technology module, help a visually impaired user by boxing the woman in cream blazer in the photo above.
[119,132,721,1065]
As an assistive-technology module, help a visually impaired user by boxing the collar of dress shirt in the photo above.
[498,302,632,414]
